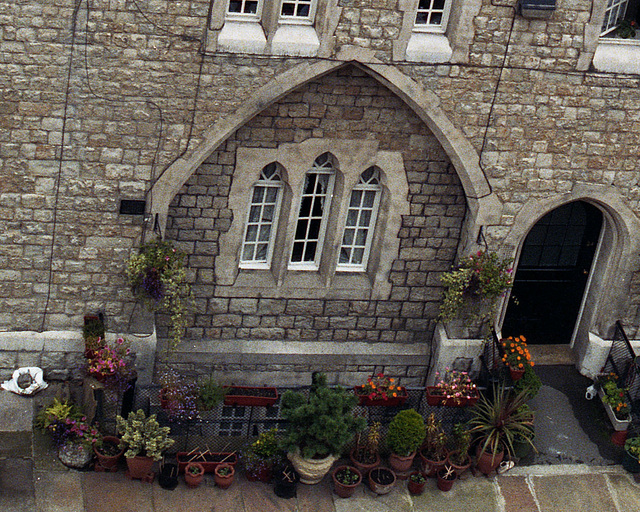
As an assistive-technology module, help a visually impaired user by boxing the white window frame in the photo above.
[601,0,630,36]
[278,0,317,24]
[225,0,264,21]
[288,154,335,271]
[239,163,283,269]
[337,167,382,272]
[413,0,452,33]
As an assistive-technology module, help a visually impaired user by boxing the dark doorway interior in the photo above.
[502,201,603,345]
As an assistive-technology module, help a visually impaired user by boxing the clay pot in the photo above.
[185,462,205,488]
[331,465,362,498]
[388,451,416,473]
[407,471,427,495]
[349,448,380,476]
[214,463,235,489]
[126,456,154,480]
[437,467,457,492]
[94,436,125,471]
[368,467,396,495]
[475,445,504,475]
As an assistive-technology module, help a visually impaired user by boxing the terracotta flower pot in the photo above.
[447,450,471,477]
[185,462,205,488]
[475,445,504,476]
[407,471,427,495]
[349,448,380,476]
[368,467,396,495]
[437,467,457,491]
[126,456,155,480]
[388,451,416,473]
[94,436,124,471]
[419,448,447,477]
[214,463,235,489]
[331,465,362,498]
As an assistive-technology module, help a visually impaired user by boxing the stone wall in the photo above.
[1,0,640,359]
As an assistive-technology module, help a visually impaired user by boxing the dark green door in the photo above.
[502,201,603,345]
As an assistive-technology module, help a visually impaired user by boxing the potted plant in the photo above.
[468,384,534,475]
[83,314,105,357]
[447,423,472,476]
[617,19,638,38]
[185,462,205,488]
[349,421,381,475]
[513,364,542,400]
[198,376,227,411]
[158,368,200,422]
[86,337,136,393]
[214,463,235,489]
[273,463,299,499]
[354,372,408,406]
[94,435,125,472]
[436,464,457,492]
[159,458,179,490]
[176,450,238,473]
[280,373,367,484]
[597,372,631,431]
[427,369,479,407]
[331,465,362,498]
[368,467,396,495]
[386,409,426,473]
[36,398,101,469]
[623,436,640,474]
[439,250,513,337]
[116,409,174,481]
[500,336,534,381]
[223,384,279,407]
[126,238,192,352]
[243,427,281,482]
[419,413,448,476]
[407,471,427,495]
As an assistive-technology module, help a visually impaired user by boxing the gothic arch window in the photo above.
[337,166,382,271]
[289,153,336,269]
[240,162,284,268]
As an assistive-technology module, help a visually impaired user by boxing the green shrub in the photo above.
[116,409,174,461]
[386,409,426,456]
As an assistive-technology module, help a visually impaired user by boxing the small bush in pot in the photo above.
[350,422,381,474]
[386,409,426,472]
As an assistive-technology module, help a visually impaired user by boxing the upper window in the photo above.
[240,163,283,268]
[337,167,381,271]
[289,153,335,269]
[226,0,263,18]
[280,0,317,22]
[414,0,451,32]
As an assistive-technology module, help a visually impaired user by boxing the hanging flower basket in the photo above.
[223,386,278,407]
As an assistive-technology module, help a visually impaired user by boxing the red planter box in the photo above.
[354,386,408,407]
[426,387,479,407]
[223,386,278,407]
[176,452,238,474]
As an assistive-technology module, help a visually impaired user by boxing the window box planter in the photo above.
[426,386,479,407]
[223,385,278,407]
[598,387,631,432]
[353,386,408,407]
[176,451,238,474]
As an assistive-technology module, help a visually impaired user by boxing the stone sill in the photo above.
[405,32,453,63]
[593,39,640,75]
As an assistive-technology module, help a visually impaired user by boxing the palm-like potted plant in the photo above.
[468,384,534,475]
[116,409,174,480]
[419,413,448,476]
[280,373,366,484]
[447,422,472,476]
[386,409,426,472]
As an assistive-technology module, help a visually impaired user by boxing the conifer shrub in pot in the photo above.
[386,409,426,473]
[280,373,366,484]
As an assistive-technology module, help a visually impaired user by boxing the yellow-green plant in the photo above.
[386,409,426,457]
[116,409,174,461]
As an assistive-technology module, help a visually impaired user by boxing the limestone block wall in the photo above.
[1,0,640,358]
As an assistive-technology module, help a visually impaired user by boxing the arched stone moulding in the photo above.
[149,59,501,252]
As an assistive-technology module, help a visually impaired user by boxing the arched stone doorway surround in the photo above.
[149,59,501,251]
[499,184,640,377]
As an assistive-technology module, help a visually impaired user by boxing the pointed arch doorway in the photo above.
[502,201,603,345]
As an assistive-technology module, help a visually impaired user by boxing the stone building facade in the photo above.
[1,0,640,384]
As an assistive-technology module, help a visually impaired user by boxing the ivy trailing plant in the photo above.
[439,250,513,335]
[126,238,192,352]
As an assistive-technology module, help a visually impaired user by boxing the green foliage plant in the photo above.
[386,409,426,456]
[35,398,83,431]
[280,373,366,459]
[469,384,534,459]
[198,376,227,411]
[126,238,192,352]
[513,365,542,399]
[335,466,361,485]
[116,409,174,461]
[449,422,472,465]
[625,436,640,459]
[422,413,447,461]
[439,250,513,331]
[617,19,637,38]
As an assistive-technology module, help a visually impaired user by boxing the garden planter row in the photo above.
[176,451,238,473]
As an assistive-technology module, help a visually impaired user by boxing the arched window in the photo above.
[337,166,382,271]
[289,153,336,269]
[240,162,283,268]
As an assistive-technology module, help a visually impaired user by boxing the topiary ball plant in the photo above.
[386,409,426,456]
